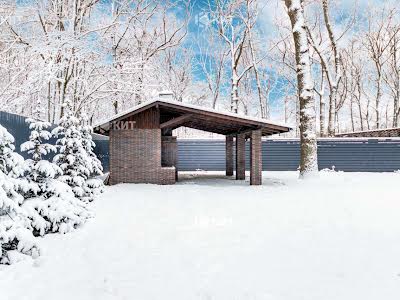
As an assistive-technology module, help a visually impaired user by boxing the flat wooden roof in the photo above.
[94,99,292,136]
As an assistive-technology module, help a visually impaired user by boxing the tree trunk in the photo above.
[322,0,341,137]
[231,72,239,113]
[392,33,400,127]
[47,82,51,122]
[319,95,326,136]
[393,82,400,127]
[136,63,144,105]
[212,91,219,109]
[284,96,289,124]
[350,98,355,132]
[111,44,119,114]
[285,0,318,178]
[375,76,382,129]
[356,81,364,131]
[255,70,267,118]
[336,112,340,133]
[318,69,326,137]
[113,101,118,115]
[327,86,337,136]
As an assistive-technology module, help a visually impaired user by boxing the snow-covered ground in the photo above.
[1,171,400,300]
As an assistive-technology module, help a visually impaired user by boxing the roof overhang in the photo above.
[94,99,292,136]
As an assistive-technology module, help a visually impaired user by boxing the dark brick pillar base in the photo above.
[109,128,175,185]
[236,133,246,180]
[250,130,262,185]
[226,136,234,176]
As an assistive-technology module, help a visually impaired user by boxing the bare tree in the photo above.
[342,42,361,131]
[383,25,400,127]
[313,65,326,136]
[196,28,229,108]
[284,0,318,177]
[243,0,269,118]
[130,1,189,104]
[209,0,258,113]
[157,47,194,102]
[364,7,396,129]
[306,0,354,136]
[0,0,191,123]
[106,0,154,114]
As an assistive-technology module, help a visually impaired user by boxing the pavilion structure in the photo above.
[94,99,291,185]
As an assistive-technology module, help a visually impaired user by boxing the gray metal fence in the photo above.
[177,139,400,172]
[0,111,109,166]
[2,111,400,173]
[0,111,32,158]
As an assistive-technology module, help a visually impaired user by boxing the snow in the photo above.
[1,171,400,300]
[0,124,40,264]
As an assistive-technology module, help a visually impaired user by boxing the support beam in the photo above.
[250,129,262,185]
[161,136,178,181]
[225,136,234,176]
[160,114,192,129]
[236,133,246,180]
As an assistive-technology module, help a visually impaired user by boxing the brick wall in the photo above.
[236,133,246,180]
[250,130,262,185]
[109,128,175,185]
[225,136,234,176]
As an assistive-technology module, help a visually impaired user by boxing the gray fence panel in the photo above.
[2,111,400,173]
[177,139,400,172]
[0,111,32,159]
[0,111,109,171]
[316,139,400,172]
[93,139,109,173]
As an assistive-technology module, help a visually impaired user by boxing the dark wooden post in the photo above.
[162,136,178,180]
[226,135,234,176]
[236,133,246,180]
[250,129,262,185]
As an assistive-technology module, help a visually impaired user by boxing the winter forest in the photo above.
[2,1,400,298]
[0,0,399,136]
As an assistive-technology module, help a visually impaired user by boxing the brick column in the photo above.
[250,129,262,185]
[226,136,234,176]
[236,133,246,180]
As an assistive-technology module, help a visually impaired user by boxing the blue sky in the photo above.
[176,0,395,119]
[15,0,393,120]
[179,0,291,114]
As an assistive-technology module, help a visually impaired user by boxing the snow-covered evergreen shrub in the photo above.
[0,125,39,264]
[52,102,92,200]
[21,117,90,236]
[80,113,104,202]
[0,125,26,178]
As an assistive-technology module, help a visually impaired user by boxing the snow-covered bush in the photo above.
[21,176,91,235]
[21,117,90,236]
[81,113,104,202]
[0,125,26,178]
[0,173,40,264]
[52,102,92,200]
[0,125,39,264]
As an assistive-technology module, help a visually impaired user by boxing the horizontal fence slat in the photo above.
[2,111,400,173]
[176,139,400,172]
